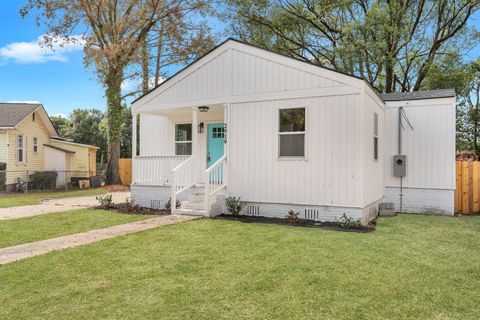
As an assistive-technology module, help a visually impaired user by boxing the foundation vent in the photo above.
[150,200,163,210]
[247,205,260,216]
[304,209,320,220]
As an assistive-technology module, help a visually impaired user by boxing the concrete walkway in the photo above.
[0,192,131,220]
[0,214,200,265]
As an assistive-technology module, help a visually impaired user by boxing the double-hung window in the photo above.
[374,113,379,160]
[17,134,27,163]
[279,108,306,157]
[175,124,192,155]
[33,137,38,152]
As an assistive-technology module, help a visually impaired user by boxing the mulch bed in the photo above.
[96,203,170,216]
[215,214,375,233]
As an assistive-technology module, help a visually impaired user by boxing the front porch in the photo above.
[131,104,228,216]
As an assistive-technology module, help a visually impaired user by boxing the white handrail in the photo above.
[204,155,227,215]
[171,155,201,213]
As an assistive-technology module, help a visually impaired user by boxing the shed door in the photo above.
[207,123,225,167]
[44,147,67,188]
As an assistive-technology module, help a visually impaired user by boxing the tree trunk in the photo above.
[105,66,124,185]
[141,36,149,94]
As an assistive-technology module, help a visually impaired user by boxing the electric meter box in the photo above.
[393,155,406,177]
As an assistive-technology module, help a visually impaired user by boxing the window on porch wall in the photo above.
[175,123,192,155]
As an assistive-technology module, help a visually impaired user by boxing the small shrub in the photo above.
[225,196,247,215]
[287,210,299,224]
[337,213,362,229]
[16,177,26,193]
[0,162,6,191]
[122,198,145,214]
[96,194,114,208]
[165,198,180,211]
[29,171,57,190]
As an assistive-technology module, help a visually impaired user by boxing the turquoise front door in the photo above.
[207,123,225,167]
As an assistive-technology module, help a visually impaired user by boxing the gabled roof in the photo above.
[132,38,370,106]
[0,103,58,137]
[379,89,456,101]
[0,103,40,127]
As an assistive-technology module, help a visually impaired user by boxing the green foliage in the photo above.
[337,213,362,229]
[28,171,57,190]
[164,198,180,211]
[96,194,114,208]
[225,196,247,215]
[223,0,480,93]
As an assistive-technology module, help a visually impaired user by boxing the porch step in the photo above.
[175,208,205,216]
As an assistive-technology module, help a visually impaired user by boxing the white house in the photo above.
[130,39,456,224]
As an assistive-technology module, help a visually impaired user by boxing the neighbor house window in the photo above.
[279,108,305,157]
[32,112,36,121]
[175,124,192,155]
[33,137,38,152]
[17,134,26,163]
[374,113,379,160]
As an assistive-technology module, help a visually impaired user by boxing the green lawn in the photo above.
[1,214,479,319]
[0,188,108,208]
[0,209,153,248]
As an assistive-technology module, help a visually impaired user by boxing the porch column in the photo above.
[192,107,198,155]
[224,104,229,191]
[132,112,137,184]
[132,113,137,157]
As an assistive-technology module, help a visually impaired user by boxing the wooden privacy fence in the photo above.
[455,160,480,214]
[118,158,132,186]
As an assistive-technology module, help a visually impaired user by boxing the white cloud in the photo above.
[121,76,166,95]
[0,34,85,64]
[6,100,41,104]
[52,113,67,118]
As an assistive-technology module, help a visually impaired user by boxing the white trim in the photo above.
[277,107,307,159]
[50,139,99,149]
[136,86,361,114]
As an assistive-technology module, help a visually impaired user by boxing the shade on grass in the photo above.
[0,214,479,319]
[0,209,153,248]
[0,188,108,208]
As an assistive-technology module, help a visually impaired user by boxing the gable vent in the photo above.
[150,200,162,210]
[304,209,320,220]
[247,205,260,216]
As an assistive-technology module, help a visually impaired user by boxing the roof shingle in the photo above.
[379,89,456,102]
[0,103,40,127]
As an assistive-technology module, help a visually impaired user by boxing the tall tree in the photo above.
[223,0,480,93]
[22,0,208,184]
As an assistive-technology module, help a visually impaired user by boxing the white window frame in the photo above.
[33,137,38,153]
[278,107,307,159]
[374,112,379,160]
[16,134,27,164]
[175,123,193,156]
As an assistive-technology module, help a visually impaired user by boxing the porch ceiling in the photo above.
[141,104,224,122]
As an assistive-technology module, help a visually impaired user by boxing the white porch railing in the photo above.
[204,155,227,214]
[133,155,189,185]
[171,155,202,213]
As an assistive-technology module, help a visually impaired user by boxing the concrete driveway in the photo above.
[0,192,131,220]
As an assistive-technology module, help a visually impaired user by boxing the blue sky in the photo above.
[0,2,226,117]
[0,2,479,117]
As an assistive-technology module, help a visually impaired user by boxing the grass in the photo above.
[0,188,108,208]
[1,214,479,319]
[0,209,153,248]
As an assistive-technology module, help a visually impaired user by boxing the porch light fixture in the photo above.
[198,106,209,112]
[197,122,204,133]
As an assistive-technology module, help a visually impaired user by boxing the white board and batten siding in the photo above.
[228,95,363,209]
[134,41,360,114]
[384,98,456,214]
